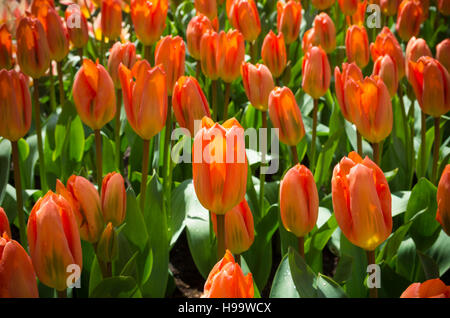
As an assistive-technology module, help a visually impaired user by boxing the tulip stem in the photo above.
[223,82,231,120]
[250,40,258,64]
[398,85,411,174]
[420,111,426,178]
[115,89,122,171]
[196,61,201,80]
[100,34,105,65]
[49,67,57,112]
[11,141,27,250]
[94,129,103,191]
[211,80,218,121]
[372,142,381,166]
[57,60,65,107]
[291,145,299,165]
[140,139,150,214]
[298,236,304,258]
[217,213,226,261]
[144,45,154,65]
[78,47,84,65]
[366,250,378,298]
[311,99,318,173]
[259,111,267,215]
[432,117,440,184]
[33,80,48,193]
[163,100,173,218]
[357,131,362,156]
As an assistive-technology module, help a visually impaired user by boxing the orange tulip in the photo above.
[334,62,363,122]
[211,199,255,254]
[27,191,83,291]
[302,28,318,53]
[16,16,51,79]
[280,164,318,237]
[338,0,358,15]
[226,0,261,42]
[313,13,336,54]
[199,30,221,80]
[277,0,302,45]
[437,165,450,236]
[261,31,287,79]
[417,0,429,22]
[401,278,450,298]
[370,27,405,79]
[0,208,11,238]
[31,0,55,12]
[302,46,331,99]
[101,172,127,227]
[405,37,432,80]
[438,0,450,15]
[155,35,185,95]
[101,0,122,40]
[56,176,104,243]
[345,24,369,69]
[436,39,450,73]
[380,0,400,16]
[241,62,275,112]
[219,29,245,83]
[373,55,398,97]
[172,76,211,135]
[331,151,392,251]
[194,0,217,21]
[396,0,423,42]
[96,222,118,262]
[0,69,32,142]
[65,5,89,49]
[0,24,12,70]
[408,56,450,118]
[119,60,167,140]
[311,0,335,10]
[73,59,116,130]
[130,0,168,46]
[186,14,214,61]
[202,250,254,298]
[351,0,367,26]
[107,41,137,89]
[192,117,248,215]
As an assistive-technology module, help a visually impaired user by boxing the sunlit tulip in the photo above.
[96,222,118,262]
[334,62,363,122]
[405,37,432,79]
[277,1,302,44]
[101,172,126,227]
[73,59,116,130]
[0,24,12,70]
[437,165,450,236]
[226,0,261,42]
[438,0,450,15]
[338,0,358,15]
[154,35,185,95]
[351,0,367,26]
[302,46,331,99]
[312,13,336,54]
[65,4,89,49]
[311,0,335,10]
[186,14,214,60]
[370,27,405,79]
[302,28,318,53]
[261,31,287,79]
[345,25,369,69]
[380,0,400,16]
[280,164,318,237]
[436,39,450,73]
[101,0,122,40]
[172,76,211,135]
[194,0,217,21]
[401,279,450,298]
[373,55,398,97]
[119,60,167,140]
[130,0,168,46]
[27,191,83,290]
[199,30,221,80]
[331,151,392,251]
[31,0,55,13]
[220,29,245,83]
[107,41,137,89]
[0,208,11,238]
[192,117,248,215]
[202,250,254,298]
[241,62,275,112]
[396,0,423,42]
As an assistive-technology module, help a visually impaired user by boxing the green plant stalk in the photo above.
[115,89,122,171]
[408,98,415,188]
[372,142,381,166]
[357,130,362,156]
[78,47,84,65]
[163,99,173,218]
[366,250,378,298]
[144,44,154,65]
[420,111,426,178]
[48,68,57,112]
[196,61,201,80]
[398,86,410,174]
[33,80,48,193]
[211,80,218,121]
[57,60,65,107]
[250,40,258,64]
[94,129,103,191]
[298,236,304,258]
[311,99,318,173]
[291,145,299,165]
[217,213,225,261]
[140,139,151,214]
[11,141,27,250]
[223,82,231,121]
[432,117,440,184]
[259,111,267,216]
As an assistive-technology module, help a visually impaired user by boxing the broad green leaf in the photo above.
[91,276,139,298]
[0,139,11,205]
[316,274,347,298]
[122,188,148,252]
[269,254,299,298]
[288,247,317,298]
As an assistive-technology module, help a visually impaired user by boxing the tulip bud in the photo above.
[380,0,400,16]
[436,165,450,236]
[302,28,318,53]
[56,176,104,243]
[241,62,275,112]
[194,0,217,21]
[405,37,432,80]
[280,164,318,237]
[155,35,186,95]
[192,117,248,215]
[27,191,83,291]
[200,30,221,80]
[202,250,254,298]
[16,16,51,79]
[408,56,450,118]
[417,0,429,22]
[31,0,55,13]
[0,24,13,70]
[311,0,335,10]
[268,86,305,146]
[338,0,358,15]
[334,62,363,123]
[219,29,245,83]
[277,1,302,45]
[0,208,11,238]
[96,222,118,262]
[313,13,336,54]
[119,60,168,140]
[226,0,261,42]
[261,31,287,79]
[373,55,398,97]
[438,0,450,15]
[107,41,137,89]
[345,25,369,69]
[186,14,214,61]
[396,0,423,42]
[401,278,450,298]
[101,172,127,227]
[332,151,392,251]
[436,39,450,73]
[172,76,211,135]
[351,0,367,26]
[101,0,122,40]
[370,27,405,79]
[73,59,116,130]
[130,0,168,46]
[302,46,331,99]
[65,4,89,49]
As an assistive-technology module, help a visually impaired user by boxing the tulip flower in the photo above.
[302,46,331,100]
[107,41,137,89]
[351,0,367,26]
[437,165,450,236]
[405,37,432,80]
[172,76,211,135]
[130,0,168,46]
[277,1,302,45]
[0,24,12,70]
[436,39,450,73]
[27,191,83,291]
[261,31,287,79]
[311,0,335,10]
[186,14,214,61]
[331,151,392,251]
[241,62,275,112]
[219,29,245,83]
[401,279,450,298]
[312,13,336,54]
[101,172,127,227]
[0,208,11,238]
[338,0,358,15]
[65,4,89,49]
[396,0,423,42]
[417,0,429,22]
[438,0,450,15]
[96,222,118,262]
[335,62,363,123]
[380,0,400,16]
[202,250,254,298]
[226,0,261,42]
[194,0,217,21]
[370,27,405,79]
[373,55,398,97]
[302,28,318,53]
[101,0,122,40]
[345,24,369,69]
[155,35,185,95]
[199,30,221,81]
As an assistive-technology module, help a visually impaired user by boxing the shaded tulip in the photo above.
[56,176,104,243]
[194,0,217,21]
[438,0,450,15]
[65,4,89,48]
[405,37,432,79]
[351,0,367,26]
[16,16,51,79]
[345,24,369,68]
[0,208,11,238]
[119,60,167,140]
[96,222,118,262]
[331,151,392,251]
[101,172,127,227]
[261,31,287,79]
[334,62,363,122]
[101,0,122,40]
[311,0,335,10]
[312,13,336,54]
[186,14,214,60]
[380,0,400,16]
[226,0,261,42]
[155,35,185,95]
[219,29,245,83]
[408,56,450,118]
[370,27,405,79]
[437,165,450,236]
[107,41,137,89]
[0,69,32,142]
[241,62,275,112]
[401,278,450,298]
[338,0,358,15]
[373,54,398,97]
[436,39,450,73]
[417,0,429,22]
[277,0,302,45]
[280,164,318,237]
[192,117,248,215]
[172,76,211,135]
[0,24,13,70]
[211,199,255,254]
[130,0,168,46]
[202,250,254,298]
[302,46,331,99]
[199,30,221,80]
[396,0,423,42]
[73,59,116,130]
[27,191,83,291]
[302,28,318,53]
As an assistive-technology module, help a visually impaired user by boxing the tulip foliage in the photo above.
[0,0,450,300]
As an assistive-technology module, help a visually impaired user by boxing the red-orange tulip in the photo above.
[313,13,336,54]
[101,0,122,40]
[65,4,89,49]
[27,191,83,291]
[277,0,302,45]
[436,39,450,73]
[226,0,261,42]
[202,250,254,298]
[0,24,12,70]
[192,117,248,215]
[334,62,363,122]
[332,151,392,251]
[437,165,450,236]
[194,0,217,21]
[220,29,245,83]
[241,62,275,112]
[154,35,185,95]
[199,30,221,80]
[401,278,450,298]
[130,0,168,46]
[302,28,318,53]
[396,0,423,42]
[405,37,432,80]
[268,86,305,146]
[345,24,369,69]
[370,27,405,79]
[373,55,398,97]
[380,0,400,16]
[107,41,137,89]
[101,172,127,227]
[119,60,168,140]
[261,31,287,79]
[311,0,335,10]
[351,0,367,26]
[96,222,118,262]
[438,0,450,15]
[302,46,331,99]
[417,0,429,22]
[0,208,11,238]
[73,59,116,130]
[338,0,358,15]
[186,14,214,61]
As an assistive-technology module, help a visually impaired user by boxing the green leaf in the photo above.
[91,276,139,298]
[391,191,411,217]
[425,231,450,276]
[169,180,191,248]
[269,254,299,298]
[316,274,347,298]
[339,234,368,297]
[288,247,317,298]
[377,222,412,264]
[122,188,148,252]
[417,251,440,280]
[0,139,11,204]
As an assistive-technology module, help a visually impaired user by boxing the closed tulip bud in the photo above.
[130,0,168,46]
[417,0,429,21]
[302,46,331,99]
[438,0,450,15]
[436,165,450,236]
[194,0,217,20]
[436,39,450,73]
[401,279,450,298]
[373,55,398,97]
[380,0,400,16]
[226,0,261,42]
[200,30,221,80]
[0,208,11,238]
[405,37,432,79]
[0,25,13,70]
[332,151,392,251]
[211,200,255,255]
[261,31,287,79]
[27,191,83,290]
[311,0,335,10]
[313,13,336,54]
[351,0,367,26]
[101,0,122,40]
[65,5,89,49]
[0,70,32,142]
[268,86,305,146]
[277,1,302,45]
[73,59,116,130]
[408,57,450,118]
[172,76,211,135]
[280,164,318,237]
[219,29,245,83]
[334,62,363,122]
[345,25,369,69]
[370,27,405,79]
[241,62,275,112]
[186,14,214,61]
[202,250,254,298]
[101,172,127,227]
[302,28,318,53]
[56,176,104,243]
[155,35,185,95]
[96,222,118,262]
[396,0,423,42]
[107,41,137,89]
[16,16,51,79]
[119,60,167,140]
[31,0,55,13]
[192,117,248,215]
[338,0,358,15]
